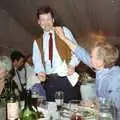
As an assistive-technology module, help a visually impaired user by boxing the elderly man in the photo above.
[0,56,12,95]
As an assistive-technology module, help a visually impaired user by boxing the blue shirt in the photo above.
[74,46,120,119]
[33,26,79,74]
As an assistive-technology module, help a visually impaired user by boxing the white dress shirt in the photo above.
[33,26,79,74]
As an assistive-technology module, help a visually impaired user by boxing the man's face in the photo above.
[90,47,104,70]
[0,67,7,80]
[16,57,25,71]
[38,13,54,31]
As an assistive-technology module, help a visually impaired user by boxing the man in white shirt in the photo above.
[33,6,80,102]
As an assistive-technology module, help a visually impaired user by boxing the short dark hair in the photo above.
[37,6,54,19]
[10,51,25,62]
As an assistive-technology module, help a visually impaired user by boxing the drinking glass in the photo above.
[69,100,81,111]
[55,91,64,111]
[97,97,116,120]
[31,91,39,108]
[37,96,47,108]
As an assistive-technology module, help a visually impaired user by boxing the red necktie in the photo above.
[49,33,53,68]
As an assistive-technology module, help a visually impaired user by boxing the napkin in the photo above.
[67,72,79,87]
[56,61,79,87]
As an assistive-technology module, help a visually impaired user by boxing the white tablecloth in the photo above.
[38,102,70,120]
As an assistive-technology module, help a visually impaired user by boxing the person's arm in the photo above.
[55,27,91,67]
[32,40,46,82]
[62,26,80,75]
[62,26,78,51]
[63,26,80,67]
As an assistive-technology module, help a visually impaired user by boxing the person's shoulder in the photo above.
[111,66,120,73]
[62,26,70,31]
[33,34,43,42]
[108,66,120,80]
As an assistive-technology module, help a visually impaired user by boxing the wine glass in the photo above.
[55,91,64,111]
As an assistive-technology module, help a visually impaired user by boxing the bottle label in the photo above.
[7,102,19,120]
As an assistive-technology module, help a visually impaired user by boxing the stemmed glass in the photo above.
[55,91,64,111]
[55,91,64,119]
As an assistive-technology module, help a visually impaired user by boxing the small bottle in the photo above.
[20,90,38,120]
[7,79,19,120]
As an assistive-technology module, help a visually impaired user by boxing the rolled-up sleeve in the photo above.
[74,46,91,67]
[63,26,80,67]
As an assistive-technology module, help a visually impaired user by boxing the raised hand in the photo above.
[54,27,66,40]
[67,65,75,76]
[37,72,46,82]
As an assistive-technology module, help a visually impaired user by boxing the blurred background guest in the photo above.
[0,56,12,95]
[10,50,26,100]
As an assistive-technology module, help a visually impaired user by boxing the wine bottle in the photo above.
[7,79,19,120]
[20,90,38,120]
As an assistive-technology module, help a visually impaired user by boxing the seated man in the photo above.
[55,27,120,119]
[11,51,46,99]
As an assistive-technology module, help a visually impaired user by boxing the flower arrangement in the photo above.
[79,72,95,84]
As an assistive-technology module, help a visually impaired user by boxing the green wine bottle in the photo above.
[20,90,38,120]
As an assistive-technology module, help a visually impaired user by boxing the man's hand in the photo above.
[54,27,67,40]
[37,72,46,82]
[67,65,75,76]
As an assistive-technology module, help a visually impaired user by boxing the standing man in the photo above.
[33,6,80,102]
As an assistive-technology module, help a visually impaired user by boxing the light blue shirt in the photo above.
[33,26,79,74]
[96,67,120,118]
[74,46,120,119]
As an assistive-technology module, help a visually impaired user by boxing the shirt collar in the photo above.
[96,66,119,78]
[44,29,54,34]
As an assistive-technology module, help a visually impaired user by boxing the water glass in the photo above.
[55,91,64,110]
[98,97,116,120]
[37,96,47,108]
[69,100,81,111]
